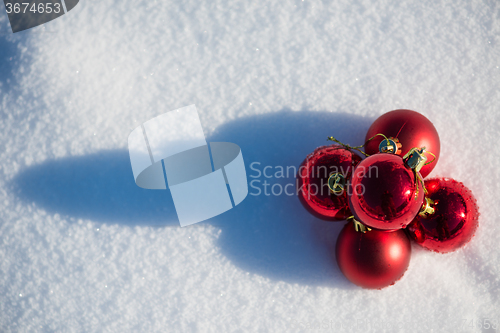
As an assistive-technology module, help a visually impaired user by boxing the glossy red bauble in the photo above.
[365,109,440,178]
[297,145,361,220]
[348,153,424,230]
[336,221,411,289]
[406,178,479,253]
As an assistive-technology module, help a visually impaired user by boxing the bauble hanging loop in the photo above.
[296,145,361,221]
[347,216,372,233]
[404,147,428,173]
[328,173,346,194]
[378,137,402,155]
[419,197,435,217]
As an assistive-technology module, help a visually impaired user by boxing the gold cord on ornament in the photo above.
[328,172,346,194]
[327,136,370,157]
[415,172,427,197]
[403,146,437,199]
[364,133,390,146]
[326,135,437,200]
[366,133,403,155]
[419,197,436,217]
[424,151,437,166]
[327,133,403,157]
[347,216,371,233]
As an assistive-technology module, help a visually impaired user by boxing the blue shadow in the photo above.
[0,36,18,92]
[10,110,374,286]
[0,8,23,93]
[10,149,179,226]
[207,110,373,286]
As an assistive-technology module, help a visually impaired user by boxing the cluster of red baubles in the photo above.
[296,110,480,289]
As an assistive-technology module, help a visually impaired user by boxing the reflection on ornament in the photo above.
[406,178,479,253]
[365,109,440,178]
[348,153,424,230]
[297,145,361,220]
[336,221,411,289]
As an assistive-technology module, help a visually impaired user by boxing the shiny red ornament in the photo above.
[406,178,480,253]
[297,145,361,220]
[364,109,440,178]
[348,153,424,230]
[336,221,411,289]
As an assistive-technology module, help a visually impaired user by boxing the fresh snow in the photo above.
[0,0,499,332]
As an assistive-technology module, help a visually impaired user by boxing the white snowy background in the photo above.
[0,0,499,332]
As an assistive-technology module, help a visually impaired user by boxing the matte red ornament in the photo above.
[336,221,411,289]
[406,178,480,253]
[364,109,440,178]
[348,153,424,230]
[297,145,361,220]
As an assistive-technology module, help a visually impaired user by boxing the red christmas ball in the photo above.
[297,145,361,220]
[336,221,411,289]
[348,153,424,230]
[364,109,440,178]
[406,178,480,253]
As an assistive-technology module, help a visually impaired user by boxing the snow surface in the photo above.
[0,0,499,332]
